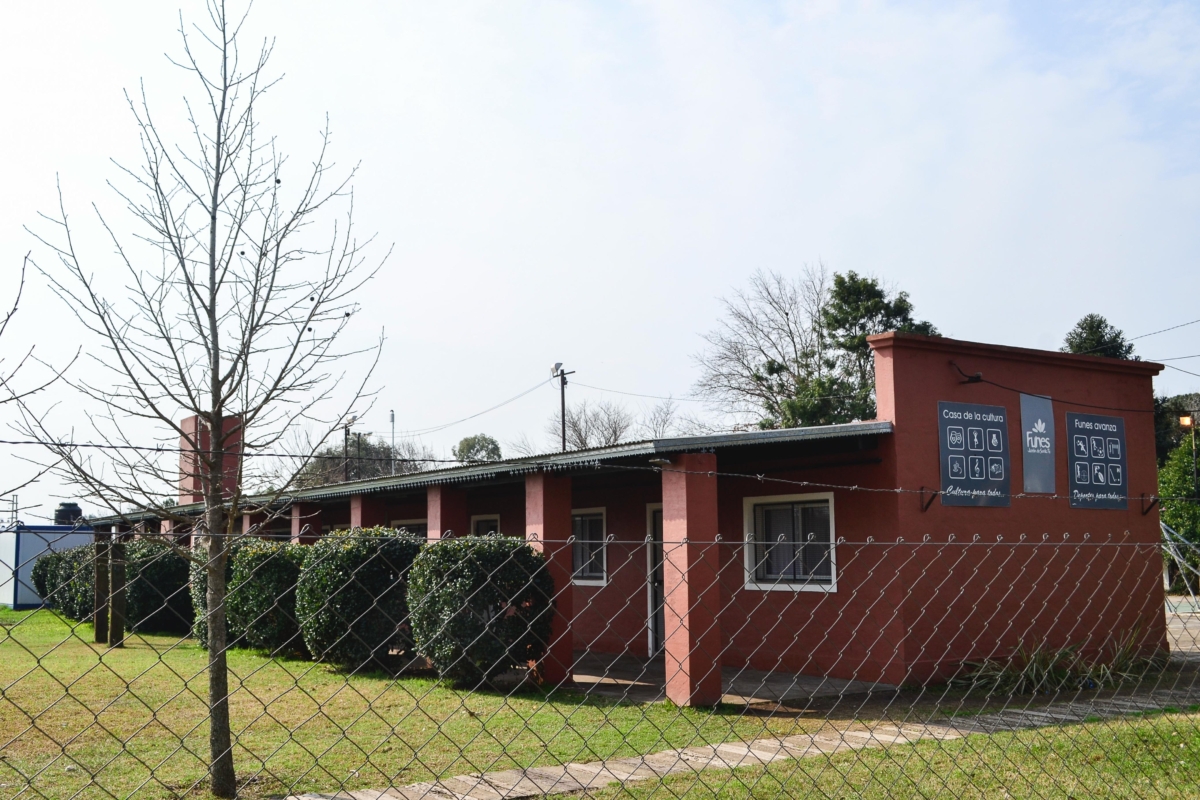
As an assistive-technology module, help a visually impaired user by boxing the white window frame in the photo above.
[470,514,501,536]
[390,518,428,535]
[742,491,837,593]
[571,507,608,587]
[645,503,663,655]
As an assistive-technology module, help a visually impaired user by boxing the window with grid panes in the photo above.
[751,500,832,583]
[572,513,605,581]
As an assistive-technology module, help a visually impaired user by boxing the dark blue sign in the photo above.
[939,401,1010,507]
[1066,412,1127,510]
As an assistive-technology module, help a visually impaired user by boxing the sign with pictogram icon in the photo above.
[1066,412,1127,509]
[938,401,1010,507]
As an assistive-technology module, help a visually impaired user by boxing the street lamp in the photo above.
[1181,413,1197,495]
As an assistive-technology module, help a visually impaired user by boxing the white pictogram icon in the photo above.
[1075,462,1090,484]
[988,457,1004,481]
[987,428,1003,452]
[1107,438,1121,459]
[1090,437,1105,459]
[969,456,985,480]
[1107,464,1122,486]
[1074,436,1088,458]
[968,428,984,451]
[1092,463,1106,484]
[949,455,966,479]
[947,426,964,450]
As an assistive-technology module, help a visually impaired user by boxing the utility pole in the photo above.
[343,415,357,482]
[390,409,396,475]
[552,363,575,452]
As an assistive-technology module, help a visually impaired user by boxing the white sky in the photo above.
[2,1,1199,521]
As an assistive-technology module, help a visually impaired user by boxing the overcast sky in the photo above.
[2,1,1199,521]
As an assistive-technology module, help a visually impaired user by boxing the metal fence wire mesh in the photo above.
[1,523,1198,800]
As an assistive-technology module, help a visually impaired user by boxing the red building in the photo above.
[188,334,1171,705]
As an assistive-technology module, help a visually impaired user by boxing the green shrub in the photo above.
[38,541,192,634]
[53,544,96,621]
[190,540,243,649]
[31,550,63,601]
[408,535,555,687]
[125,540,193,634]
[228,540,308,656]
[296,527,424,670]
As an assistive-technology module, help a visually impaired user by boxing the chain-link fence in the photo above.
[1,523,1198,799]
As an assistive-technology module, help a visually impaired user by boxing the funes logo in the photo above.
[1025,418,1051,454]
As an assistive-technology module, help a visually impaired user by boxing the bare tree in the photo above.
[637,398,679,439]
[693,266,833,427]
[546,399,636,450]
[0,257,75,498]
[291,434,435,488]
[21,3,381,795]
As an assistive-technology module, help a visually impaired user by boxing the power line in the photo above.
[395,378,553,436]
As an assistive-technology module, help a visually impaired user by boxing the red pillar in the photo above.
[427,484,469,540]
[242,511,267,537]
[525,472,574,685]
[662,452,723,707]
[350,494,389,529]
[291,503,323,544]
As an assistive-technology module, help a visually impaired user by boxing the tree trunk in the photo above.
[93,532,110,645]
[108,536,126,648]
[205,506,236,798]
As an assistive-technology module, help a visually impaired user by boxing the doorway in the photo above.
[647,504,664,655]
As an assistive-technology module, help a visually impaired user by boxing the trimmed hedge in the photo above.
[49,545,95,621]
[296,527,424,670]
[407,535,555,687]
[31,550,63,603]
[36,541,192,633]
[190,541,243,649]
[228,540,308,656]
[125,540,193,634]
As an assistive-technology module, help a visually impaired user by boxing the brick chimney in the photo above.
[179,415,243,504]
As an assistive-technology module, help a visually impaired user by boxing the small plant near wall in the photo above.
[952,630,1167,696]
[407,535,555,688]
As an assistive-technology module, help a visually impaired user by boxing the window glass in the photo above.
[572,513,605,581]
[473,517,499,536]
[752,500,831,583]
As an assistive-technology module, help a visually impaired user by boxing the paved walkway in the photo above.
[289,688,1198,800]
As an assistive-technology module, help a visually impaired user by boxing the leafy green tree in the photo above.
[1160,441,1199,542]
[1155,393,1199,466]
[1061,314,1136,360]
[821,271,938,423]
[452,433,502,462]
[296,436,434,487]
[694,267,938,429]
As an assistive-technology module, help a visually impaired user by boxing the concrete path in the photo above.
[288,689,1197,800]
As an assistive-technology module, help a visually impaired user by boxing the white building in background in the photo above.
[1,504,93,610]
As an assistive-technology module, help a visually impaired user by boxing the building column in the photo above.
[661,452,723,706]
[242,511,267,537]
[350,494,389,529]
[291,503,323,544]
[525,471,574,685]
[427,484,468,540]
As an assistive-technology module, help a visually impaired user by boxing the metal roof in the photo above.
[93,420,892,521]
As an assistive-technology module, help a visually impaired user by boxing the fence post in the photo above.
[93,531,110,644]
[109,534,126,648]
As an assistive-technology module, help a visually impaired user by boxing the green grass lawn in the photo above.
[0,609,830,799]
[3,607,1196,800]
[556,711,1200,799]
